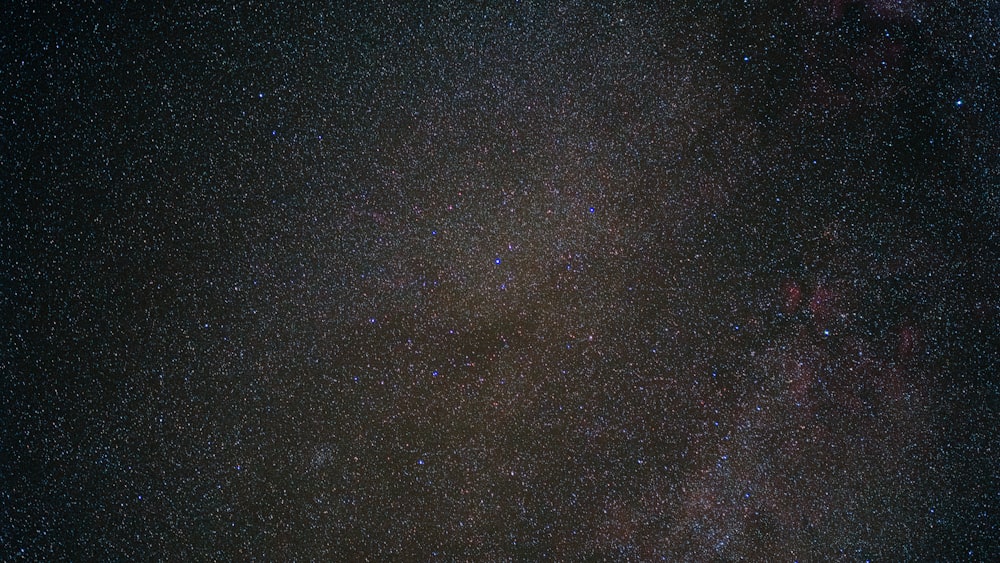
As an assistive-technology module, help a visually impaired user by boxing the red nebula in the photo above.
[808,283,837,329]
[896,322,922,362]
[781,279,803,314]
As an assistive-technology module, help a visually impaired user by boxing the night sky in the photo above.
[2,1,998,560]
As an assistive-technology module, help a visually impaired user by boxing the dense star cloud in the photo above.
[2,1,997,560]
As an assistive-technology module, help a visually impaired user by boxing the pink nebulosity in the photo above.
[781,279,803,315]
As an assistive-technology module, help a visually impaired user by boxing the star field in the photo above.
[2,1,998,560]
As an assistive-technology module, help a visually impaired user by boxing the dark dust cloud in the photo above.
[2,1,998,560]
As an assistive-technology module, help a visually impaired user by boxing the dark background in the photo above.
[2,1,997,560]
